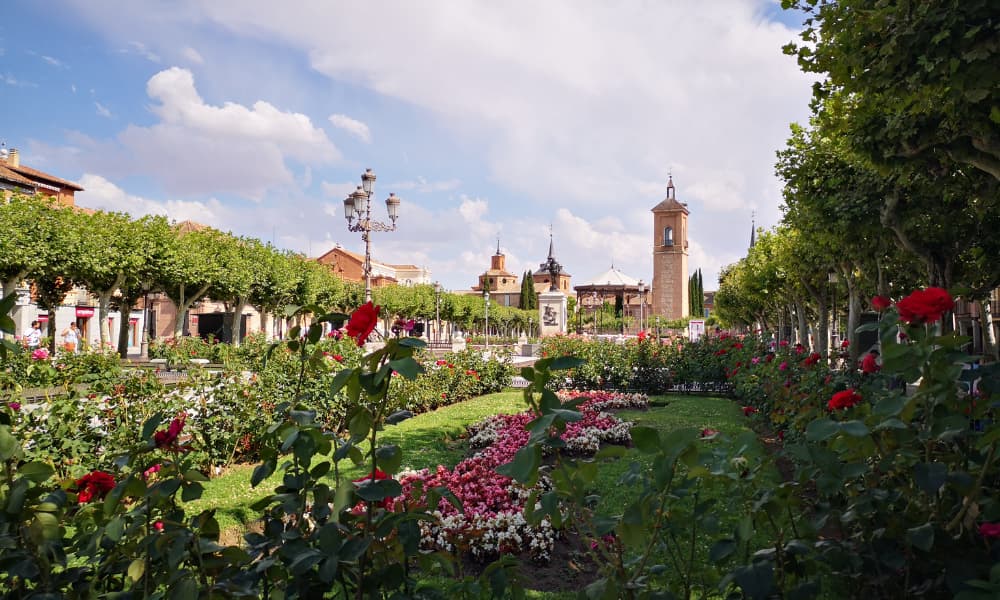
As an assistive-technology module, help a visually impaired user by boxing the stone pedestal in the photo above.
[538,291,568,337]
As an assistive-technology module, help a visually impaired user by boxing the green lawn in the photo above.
[188,391,531,529]
[190,392,753,598]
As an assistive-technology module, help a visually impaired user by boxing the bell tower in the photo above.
[651,176,689,320]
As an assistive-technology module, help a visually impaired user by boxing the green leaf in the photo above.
[0,426,18,462]
[388,357,423,380]
[348,409,373,442]
[251,459,275,488]
[733,563,774,600]
[128,558,145,582]
[805,418,839,442]
[710,538,737,563]
[631,426,661,453]
[914,462,947,495]
[355,478,402,502]
[375,445,403,474]
[330,368,354,395]
[874,395,906,417]
[385,410,414,425]
[398,337,426,348]
[496,445,541,484]
[839,420,869,437]
[907,523,935,552]
[170,578,198,600]
[16,461,52,484]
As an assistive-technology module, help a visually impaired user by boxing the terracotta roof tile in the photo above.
[5,163,84,191]
[0,164,37,188]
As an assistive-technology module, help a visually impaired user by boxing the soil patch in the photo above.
[458,528,601,593]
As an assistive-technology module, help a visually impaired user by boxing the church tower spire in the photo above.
[749,211,756,249]
[651,173,689,320]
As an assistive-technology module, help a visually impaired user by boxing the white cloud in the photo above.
[94,102,112,118]
[77,174,225,225]
[38,68,342,199]
[389,177,461,193]
[181,46,204,64]
[48,1,815,291]
[321,181,356,199]
[2,73,36,87]
[41,55,66,68]
[124,41,160,62]
[71,83,77,93]
[328,113,371,143]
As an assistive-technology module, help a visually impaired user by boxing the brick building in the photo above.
[651,176,689,320]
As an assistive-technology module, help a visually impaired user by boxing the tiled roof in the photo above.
[5,163,84,191]
[175,220,208,233]
[651,197,688,213]
[0,164,38,188]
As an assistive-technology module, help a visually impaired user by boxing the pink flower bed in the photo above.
[395,390,648,562]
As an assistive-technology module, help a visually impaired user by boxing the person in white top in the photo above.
[26,321,42,348]
[61,322,80,353]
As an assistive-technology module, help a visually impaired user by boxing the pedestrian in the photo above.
[861,348,881,375]
[26,320,42,349]
[61,322,80,353]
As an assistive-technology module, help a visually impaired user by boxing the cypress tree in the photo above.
[517,271,531,310]
[525,272,537,310]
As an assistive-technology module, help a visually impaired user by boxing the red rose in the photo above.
[871,295,892,311]
[75,470,116,504]
[827,389,863,411]
[896,287,954,325]
[154,414,186,450]
[804,352,821,366]
[979,523,1000,539]
[700,428,719,438]
[841,339,850,349]
[353,468,389,483]
[742,406,757,416]
[346,302,380,346]
[332,354,344,362]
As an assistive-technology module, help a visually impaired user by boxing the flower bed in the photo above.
[396,390,648,562]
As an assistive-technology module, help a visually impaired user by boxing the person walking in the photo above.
[26,321,42,349]
[61,322,80,353]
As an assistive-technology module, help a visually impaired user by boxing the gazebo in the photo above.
[573,266,648,335]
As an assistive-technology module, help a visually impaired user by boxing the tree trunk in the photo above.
[47,308,58,354]
[1,271,28,339]
[982,300,998,362]
[170,282,211,338]
[844,271,862,364]
[116,293,138,358]
[794,299,809,347]
[230,297,248,346]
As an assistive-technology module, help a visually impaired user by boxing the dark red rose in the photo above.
[75,470,116,504]
[871,295,892,311]
[896,287,954,325]
[346,302,380,346]
[828,389,863,411]
[980,523,1000,539]
[154,414,186,450]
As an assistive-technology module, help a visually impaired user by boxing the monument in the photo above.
[537,231,567,336]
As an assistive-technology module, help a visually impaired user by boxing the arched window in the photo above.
[663,226,674,246]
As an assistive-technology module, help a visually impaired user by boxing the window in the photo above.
[663,226,674,246]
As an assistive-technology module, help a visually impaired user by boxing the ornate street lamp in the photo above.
[483,286,491,351]
[434,281,442,344]
[343,168,400,303]
[528,316,533,340]
[638,280,645,333]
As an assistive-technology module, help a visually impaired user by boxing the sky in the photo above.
[1,1,816,293]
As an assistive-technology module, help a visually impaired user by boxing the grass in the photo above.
[189,392,758,598]
[188,391,531,530]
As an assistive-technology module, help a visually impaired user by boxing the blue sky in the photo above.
[1,1,815,293]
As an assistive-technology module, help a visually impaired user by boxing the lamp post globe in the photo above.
[343,169,400,304]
